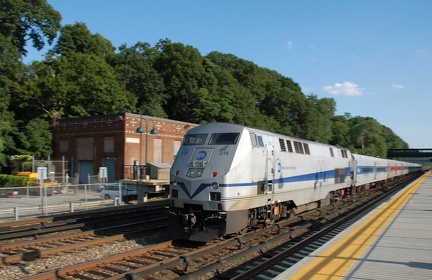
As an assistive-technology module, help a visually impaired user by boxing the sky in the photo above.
[24,0,432,148]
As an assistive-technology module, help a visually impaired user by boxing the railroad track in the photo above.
[0,200,169,241]
[0,174,420,280]
[0,216,167,265]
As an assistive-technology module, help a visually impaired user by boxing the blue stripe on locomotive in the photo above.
[177,167,351,199]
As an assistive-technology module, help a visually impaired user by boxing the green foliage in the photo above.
[0,0,61,56]
[11,155,32,161]
[110,42,167,118]
[0,174,35,188]
[17,118,52,158]
[330,115,352,149]
[22,53,135,118]
[155,40,209,122]
[52,22,115,57]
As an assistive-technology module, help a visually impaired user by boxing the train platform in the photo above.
[275,171,432,280]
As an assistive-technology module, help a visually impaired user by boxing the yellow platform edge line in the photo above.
[288,171,431,280]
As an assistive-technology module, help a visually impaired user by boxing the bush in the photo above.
[0,174,36,188]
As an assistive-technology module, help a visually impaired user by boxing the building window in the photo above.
[104,137,115,153]
[60,140,69,152]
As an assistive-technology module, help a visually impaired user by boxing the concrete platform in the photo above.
[275,171,432,280]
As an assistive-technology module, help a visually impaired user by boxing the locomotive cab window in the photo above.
[250,133,258,147]
[209,133,240,145]
[257,136,264,147]
[184,134,208,145]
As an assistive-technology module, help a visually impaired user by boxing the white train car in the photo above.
[388,158,404,178]
[169,123,353,241]
[352,154,389,190]
[387,158,420,178]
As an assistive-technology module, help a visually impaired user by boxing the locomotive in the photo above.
[168,123,421,242]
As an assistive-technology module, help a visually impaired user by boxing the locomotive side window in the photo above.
[329,148,334,157]
[209,133,240,145]
[184,134,208,145]
[303,143,310,155]
[341,150,348,158]
[279,138,287,152]
[294,141,304,154]
[286,140,294,153]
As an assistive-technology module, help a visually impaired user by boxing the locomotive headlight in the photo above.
[211,182,219,190]
[172,180,178,186]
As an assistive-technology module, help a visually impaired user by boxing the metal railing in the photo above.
[0,182,130,221]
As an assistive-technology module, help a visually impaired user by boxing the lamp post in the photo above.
[136,116,158,178]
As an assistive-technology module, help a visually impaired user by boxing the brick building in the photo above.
[53,113,196,183]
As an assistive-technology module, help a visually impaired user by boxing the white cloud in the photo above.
[287,41,294,49]
[322,82,363,96]
[391,83,405,90]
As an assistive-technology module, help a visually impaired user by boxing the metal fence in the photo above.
[0,182,131,221]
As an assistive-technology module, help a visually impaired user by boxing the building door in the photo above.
[78,161,94,184]
[102,157,116,182]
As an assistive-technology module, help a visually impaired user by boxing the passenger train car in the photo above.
[168,123,421,242]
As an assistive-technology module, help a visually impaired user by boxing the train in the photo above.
[168,123,422,242]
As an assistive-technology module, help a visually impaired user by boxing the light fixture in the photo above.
[136,116,158,179]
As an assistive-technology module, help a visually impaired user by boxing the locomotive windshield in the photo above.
[184,134,208,145]
[208,133,240,145]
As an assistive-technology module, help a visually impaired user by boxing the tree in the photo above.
[52,22,115,57]
[349,117,387,157]
[0,0,61,56]
[16,118,52,158]
[382,126,409,149]
[154,40,208,122]
[307,95,336,143]
[0,0,61,170]
[0,34,23,168]
[110,42,167,118]
[21,53,136,118]
[330,115,352,149]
